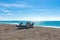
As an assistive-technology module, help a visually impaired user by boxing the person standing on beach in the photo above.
[31,23,34,28]
[19,23,23,26]
[26,21,31,28]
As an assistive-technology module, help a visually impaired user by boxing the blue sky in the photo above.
[0,0,60,21]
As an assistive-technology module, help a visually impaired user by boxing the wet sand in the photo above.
[0,24,60,40]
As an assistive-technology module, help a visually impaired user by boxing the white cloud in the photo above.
[6,13,13,16]
[1,13,14,16]
[0,16,60,21]
[14,17,60,21]
[0,8,11,13]
[0,16,20,21]
[0,3,30,7]
[0,9,14,16]
[0,10,10,13]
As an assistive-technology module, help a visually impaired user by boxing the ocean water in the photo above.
[0,21,60,28]
[34,21,60,28]
[0,21,27,25]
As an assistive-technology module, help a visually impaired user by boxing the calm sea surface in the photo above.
[0,21,60,28]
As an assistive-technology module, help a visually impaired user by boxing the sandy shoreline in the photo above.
[0,24,60,40]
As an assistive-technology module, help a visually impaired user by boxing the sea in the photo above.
[0,21,60,28]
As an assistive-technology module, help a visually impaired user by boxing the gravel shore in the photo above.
[0,24,60,40]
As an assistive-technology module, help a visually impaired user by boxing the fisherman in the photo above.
[31,23,34,28]
[19,23,23,26]
[26,21,31,28]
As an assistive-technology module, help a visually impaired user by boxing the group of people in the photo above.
[17,21,34,29]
